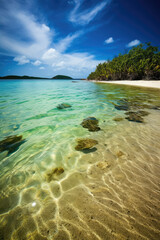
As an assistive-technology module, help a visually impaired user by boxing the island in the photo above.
[0,75,49,79]
[52,75,73,79]
[0,75,73,80]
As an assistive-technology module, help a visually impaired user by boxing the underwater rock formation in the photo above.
[75,138,98,151]
[0,135,24,154]
[114,98,151,112]
[125,110,150,123]
[116,151,125,157]
[125,112,144,123]
[113,117,124,122]
[57,103,71,109]
[125,110,149,117]
[81,117,101,132]
[46,167,64,182]
[96,161,111,170]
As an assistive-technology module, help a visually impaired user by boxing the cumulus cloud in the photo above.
[0,0,106,77]
[13,56,30,65]
[127,39,141,48]
[69,0,110,25]
[41,48,102,73]
[0,0,52,58]
[32,60,41,66]
[104,37,114,44]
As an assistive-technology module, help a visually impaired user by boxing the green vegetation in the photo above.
[88,43,160,80]
[52,75,72,79]
[0,75,49,79]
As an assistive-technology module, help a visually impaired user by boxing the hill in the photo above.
[52,75,73,79]
[0,75,49,79]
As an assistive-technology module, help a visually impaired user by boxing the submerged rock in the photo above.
[75,138,98,151]
[125,113,144,123]
[46,167,64,182]
[113,117,124,122]
[57,103,71,109]
[81,117,101,132]
[96,161,110,170]
[125,110,149,117]
[0,135,24,154]
[125,110,150,123]
[116,151,125,157]
[114,98,151,112]
[115,104,130,111]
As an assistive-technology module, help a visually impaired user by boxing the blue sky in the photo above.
[0,0,160,78]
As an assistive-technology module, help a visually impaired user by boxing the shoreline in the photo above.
[90,80,160,89]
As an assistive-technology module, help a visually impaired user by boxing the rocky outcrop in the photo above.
[57,103,72,109]
[81,117,101,132]
[75,138,98,151]
[0,135,24,154]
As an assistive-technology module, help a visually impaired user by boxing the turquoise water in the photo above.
[0,80,160,240]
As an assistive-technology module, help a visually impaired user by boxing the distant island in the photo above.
[88,43,160,81]
[0,75,49,79]
[52,75,72,79]
[0,75,73,80]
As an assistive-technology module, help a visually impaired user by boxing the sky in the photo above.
[0,0,160,78]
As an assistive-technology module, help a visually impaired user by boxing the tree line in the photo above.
[87,43,160,80]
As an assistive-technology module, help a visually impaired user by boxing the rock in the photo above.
[96,161,110,170]
[125,110,150,123]
[75,138,98,151]
[113,117,124,122]
[81,117,101,132]
[57,103,71,109]
[114,98,151,112]
[115,104,129,111]
[116,151,125,157]
[125,110,149,117]
[125,113,144,123]
[150,105,160,110]
[0,135,24,154]
[46,167,64,182]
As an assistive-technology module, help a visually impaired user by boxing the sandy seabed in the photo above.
[91,80,160,89]
[0,109,160,240]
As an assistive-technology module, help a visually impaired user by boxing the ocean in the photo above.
[0,79,160,240]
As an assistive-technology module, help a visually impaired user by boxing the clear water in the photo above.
[0,80,160,240]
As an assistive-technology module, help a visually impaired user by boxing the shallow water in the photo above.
[0,79,160,240]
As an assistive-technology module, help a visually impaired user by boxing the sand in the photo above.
[91,80,160,89]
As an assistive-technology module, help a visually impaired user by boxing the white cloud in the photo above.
[127,39,141,48]
[0,0,52,58]
[69,0,110,25]
[41,48,103,73]
[104,37,114,44]
[0,0,106,77]
[42,48,58,60]
[55,31,83,52]
[13,56,30,65]
[32,60,41,66]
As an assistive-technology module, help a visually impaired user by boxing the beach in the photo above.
[91,80,160,89]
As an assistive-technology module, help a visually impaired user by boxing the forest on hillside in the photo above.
[87,43,160,80]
